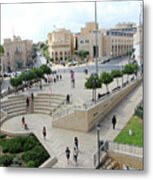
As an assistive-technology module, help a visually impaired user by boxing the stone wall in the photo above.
[52,79,142,132]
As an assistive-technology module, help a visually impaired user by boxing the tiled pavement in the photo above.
[1,80,143,169]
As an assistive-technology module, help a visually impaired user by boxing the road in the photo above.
[1,56,129,91]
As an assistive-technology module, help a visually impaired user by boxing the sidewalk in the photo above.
[1,83,143,169]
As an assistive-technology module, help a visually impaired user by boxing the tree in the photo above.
[123,64,136,81]
[40,64,51,75]
[85,74,101,101]
[20,71,36,82]
[0,45,4,56]
[10,77,22,88]
[100,72,113,93]
[78,50,89,60]
[31,68,43,79]
[111,70,122,87]
[85,75,101,89]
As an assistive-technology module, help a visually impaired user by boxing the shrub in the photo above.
[0,134,6,139]
[0,155,14,167]
[22,145,50,167]
[26,161,36,167]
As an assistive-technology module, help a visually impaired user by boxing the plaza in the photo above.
[0,63,143,169]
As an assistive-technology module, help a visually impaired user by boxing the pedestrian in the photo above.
[112,115,117,129]
[65,146,71,164]
[54,78,56,83]
[42,126,46,139]
[21,116,25,128]
[60,74,62,80]
[74,137,79,152]
[66,94,70,104]
[26,97,29,107]
[24,123,28,130]
[31,92,34,101]
[73,147,78,165]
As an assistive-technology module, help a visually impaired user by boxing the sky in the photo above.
[0,0,143,43]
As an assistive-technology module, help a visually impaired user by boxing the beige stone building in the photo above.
[77,22,137,60]
[48,28,73,63]
[77,22,103,60]
[133,25,143,65]
[103,23,137,58]
[3,36,33,72]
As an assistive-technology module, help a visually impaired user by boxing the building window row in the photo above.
[80,39,89,44]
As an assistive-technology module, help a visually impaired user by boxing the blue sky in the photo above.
[1,0,143,43]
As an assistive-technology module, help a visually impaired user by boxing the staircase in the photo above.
[1,95,27,119]
[100,152,121,170]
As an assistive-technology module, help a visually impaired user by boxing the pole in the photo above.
[95,1,98,75]
[97,128,100,168]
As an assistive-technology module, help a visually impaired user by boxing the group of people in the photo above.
[65,137,79,165]
[21,116,47,140]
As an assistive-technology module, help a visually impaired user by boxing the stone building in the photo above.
[3,36,33,72]
[48,28,74,63]
[77,22,103,60]
[133,25,143,66]
[77,22,137,60]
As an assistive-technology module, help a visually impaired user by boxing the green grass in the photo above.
[114,116,143,147]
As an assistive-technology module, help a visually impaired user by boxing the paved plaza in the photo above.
[1,74,143,168]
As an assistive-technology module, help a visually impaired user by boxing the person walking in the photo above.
[21,116,25,128]
[42,126,46,139]
[65,146,71,164]
[26,97,29,108]
[31,92,34,101]
[74,137,79,152]
[112,115,117,129]
[73,147,78,166]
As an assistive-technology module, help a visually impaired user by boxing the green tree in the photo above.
[40,64,51,75]
[78,50,89,60]
[123,64,137,81]
[0,45,4,56]
[111,70,122,87]
[31,68,43,79]
[10,77,22,88]
[85,75,101,89]
[85,74,101,101]
[100,72,113,92]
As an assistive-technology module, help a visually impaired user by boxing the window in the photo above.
[80,40,84,44]
[85,40,89,43]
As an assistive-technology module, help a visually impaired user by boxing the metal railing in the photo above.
[108,141,143,158]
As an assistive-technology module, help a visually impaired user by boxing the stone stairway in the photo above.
[100,152,121,170]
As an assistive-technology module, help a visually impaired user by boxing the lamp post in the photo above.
[0,76,3,135]
[92,77,98,104]
[96,123,101,168]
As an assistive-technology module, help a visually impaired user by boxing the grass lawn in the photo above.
[114,116,143,147]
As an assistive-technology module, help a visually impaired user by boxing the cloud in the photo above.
[1,1,142,43]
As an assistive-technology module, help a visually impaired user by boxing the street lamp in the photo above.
[0,76,3,135]
[92,77,98,104]
[96,123,101,169]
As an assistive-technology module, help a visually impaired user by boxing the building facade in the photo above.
[48,28,73,63]
[3,36,33,72]
[133,25,143,66]
[77,22,103,60]
[102,23,137,59]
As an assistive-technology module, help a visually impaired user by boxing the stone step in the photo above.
[2,103,26,110]
[34,106,55,111]
[8,110,26,119]
[33,101,61,107]
[8,95,25,100]
[33,109,51,115]
[1,99,26,106]
[34,97,65,102]
[7,107,27,114]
